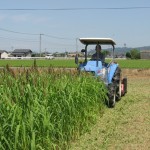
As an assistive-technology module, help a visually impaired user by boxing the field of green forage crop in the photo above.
[0,67,107,150]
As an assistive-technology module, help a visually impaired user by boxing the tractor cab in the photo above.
[76,38,118,85]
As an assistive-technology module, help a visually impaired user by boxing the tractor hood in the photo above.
[83,60,102,71]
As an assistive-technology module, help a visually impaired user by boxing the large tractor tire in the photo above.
[107,83,116,108]
[107,67,121,108]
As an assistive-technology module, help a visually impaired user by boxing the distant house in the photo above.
[0,50,8,59]
[67,53,77,57]
[53,52,66,57]
[67,52,84,57]
[140,50,150,59]
[11,49,32,57]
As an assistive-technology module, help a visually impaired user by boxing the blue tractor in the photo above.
[75,38,127,107]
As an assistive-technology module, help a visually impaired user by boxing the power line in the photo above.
[0,36,38,42]
[0,28,38,35]
[0,7,150,10]
[0,35,75,46]
[0,27,75,40]
[0,27,77,52]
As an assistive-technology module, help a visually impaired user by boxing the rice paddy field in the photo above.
[0,59,150,150]
[0,59,150,68]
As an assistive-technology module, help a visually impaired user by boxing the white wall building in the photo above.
[0,50,8,59]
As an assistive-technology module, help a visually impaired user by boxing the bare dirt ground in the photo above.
[70,70,150,150]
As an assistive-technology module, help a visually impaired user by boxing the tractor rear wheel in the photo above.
[112,67,121,101]
[107,83,116,108]
[107,67,121,107]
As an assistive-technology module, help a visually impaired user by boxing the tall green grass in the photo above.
[0,66,107,150]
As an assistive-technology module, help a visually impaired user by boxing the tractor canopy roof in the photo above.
[79,38,116,46]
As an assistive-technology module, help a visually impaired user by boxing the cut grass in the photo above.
[70,77,150,150]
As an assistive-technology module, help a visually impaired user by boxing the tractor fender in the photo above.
[108,63,118,84]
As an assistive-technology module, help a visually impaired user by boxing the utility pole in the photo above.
[75,38,79,64]
[76,38,78,52]
[39,34,44,57]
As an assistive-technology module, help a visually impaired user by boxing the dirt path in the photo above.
[70,76,150,150]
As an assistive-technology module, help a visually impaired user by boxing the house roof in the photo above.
[11,49,32,55]
[0,50,8,54]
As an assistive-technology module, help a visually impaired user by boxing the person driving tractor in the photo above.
[92,44,105,63]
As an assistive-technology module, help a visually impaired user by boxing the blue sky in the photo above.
[0,0,150,53]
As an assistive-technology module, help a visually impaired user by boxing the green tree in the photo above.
[126,52,131,58]
[130,49,140,59]
[102,50,110,56]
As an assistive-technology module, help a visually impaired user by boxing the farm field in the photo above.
[0,60,150,149]
[70,75,150,150]
[0,59,150,68]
